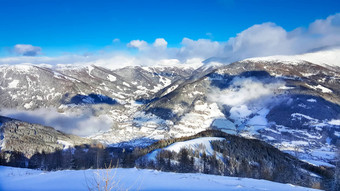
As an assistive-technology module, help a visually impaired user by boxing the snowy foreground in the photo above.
[0,166,319,191]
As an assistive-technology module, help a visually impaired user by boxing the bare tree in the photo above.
[293,145,301,158]
[85,161,126,191]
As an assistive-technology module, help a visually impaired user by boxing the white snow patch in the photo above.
[123,82,131,87]
[163,137,225,154]
[87,65,96,78]
[230,105,252,120]
[24,101,34,109]
[291,113,314,120]
[308,84,332,93]
[278,86,295,90]
[8,80,19,88]
[57,140,73,150]
[329,119,340,126]
[107,74,116,82]
[307,99,317,103]
[147,137,225,161]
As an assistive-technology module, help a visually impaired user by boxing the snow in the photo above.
[24,101,34,109]
[291,113,315,121]
[123,82,131,87]
[302,159,335,168]
[282,141,310,147]
[87,65,96,78]
[247,115,268,126]
[57,140,73,150]
[329,119,340,126]
[212,119,237,134]
[162,84,178,96]
[310,149,336,160]
[335,132,340,137]
[308,84,332,93]
[8,80,19,88]
[278,86,295,90]
[107,74,116,82]
[242,48,340,68]
[0,166,319,191]
[307,99,317,103]
[10,64,34,72]
[168,102,225,138]
[0,126,4,149]
[147,137,225,162]
[247,108,269,129]
[165,137,223,154]
[230,105,252,119]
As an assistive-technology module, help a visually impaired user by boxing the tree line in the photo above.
[0,129,338,190]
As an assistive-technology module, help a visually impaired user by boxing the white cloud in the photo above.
[304,13,340,49]
[14,44,42,56]
[309,13,340,35]
[178,38,225,60]
[2,13,340,68]
[222,13,340,62]
[226,23,293,60]
[127,40,148,50]
[153,38,168,48]
[208,77,284,107]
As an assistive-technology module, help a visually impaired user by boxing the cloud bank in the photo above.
[208,77,284,107]
[14,44,42,56]
[0,108,113,137]
[1,13,340,68]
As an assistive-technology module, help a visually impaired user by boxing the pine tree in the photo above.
[202,152,208,174]
[178,148,191,173]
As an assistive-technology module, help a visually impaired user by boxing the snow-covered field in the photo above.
[0,166,319,191]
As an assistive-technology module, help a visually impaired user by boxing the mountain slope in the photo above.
[139,58,340,167]
[137,130,330,189]
[0,49,339,167]
[0,116,92,162]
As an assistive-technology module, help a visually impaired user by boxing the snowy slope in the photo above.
[242,48,340,68]
[160,137,225,154]
[142,57,340,167]
[147,137,225,160]
[0,166,320,191]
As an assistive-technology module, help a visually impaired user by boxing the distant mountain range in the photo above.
[0,48,340,190]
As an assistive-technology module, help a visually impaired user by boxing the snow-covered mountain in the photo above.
[0,48,340,168]
[242,48,340,68]
[140,52,340,167]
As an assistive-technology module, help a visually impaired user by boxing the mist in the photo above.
[208,77,284,107]
[0,108,113,137]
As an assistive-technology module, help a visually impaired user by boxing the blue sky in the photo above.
[1,0,339,57]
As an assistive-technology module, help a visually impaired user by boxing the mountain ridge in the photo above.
[0,49,339,168]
